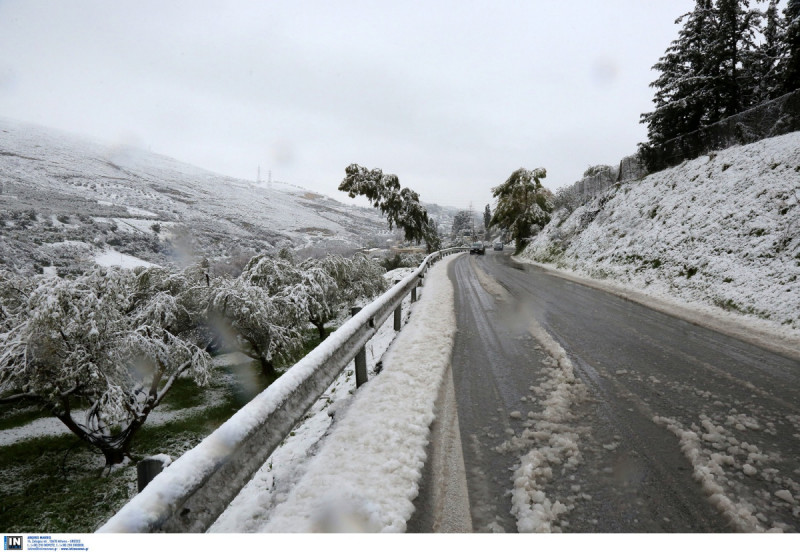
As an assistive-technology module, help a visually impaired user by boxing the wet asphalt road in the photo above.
[412,251,800,533]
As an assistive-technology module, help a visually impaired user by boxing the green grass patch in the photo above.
[158,376,209,411]
[128,401,241,460]
[533,244,566,267]
[0,394,243,532]
[0,433,125,532]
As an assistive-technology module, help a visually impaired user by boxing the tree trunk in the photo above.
[248,339,276,378]
[54,409,132,466]
[313,320,327,341]
[259,356,275,378]
[100,446,127,466]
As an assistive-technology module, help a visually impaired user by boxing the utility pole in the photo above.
[469,202,476,240]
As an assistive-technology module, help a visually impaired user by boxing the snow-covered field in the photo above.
[521,133,800,344]
[94,248,158,269]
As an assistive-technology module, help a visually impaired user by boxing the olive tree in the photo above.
[301,254,387,340]
[207,251,309,376]
[0,267,211,465]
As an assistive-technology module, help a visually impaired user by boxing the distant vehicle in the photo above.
[493,241,504,251]
[470,241,485,255]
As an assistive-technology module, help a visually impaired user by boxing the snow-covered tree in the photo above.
[301,254,387,340]
[552,186,583,215]
[0,267,211,465]
[0,270,33,333]
[423,218,442,251]
[489,168,552,253]
[339,164,439,252]
[133,262,214,347]
[781,0,800,92]
[211,251,309,375]
[751,0,785,102]
[483,204,492,234]
[712,0,762,116]
[214,250,387,368]
[641,0,718,148]
[639,0,774,168]
[206,276,303,376]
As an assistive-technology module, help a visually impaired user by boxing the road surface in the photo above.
[410,251,800,533]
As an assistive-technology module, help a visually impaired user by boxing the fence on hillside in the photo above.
[562,89,800,206]
[97,247,466,533]
[640,89,800,172]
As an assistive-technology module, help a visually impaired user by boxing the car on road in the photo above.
[470,241,485,255]
[493,241,503,251]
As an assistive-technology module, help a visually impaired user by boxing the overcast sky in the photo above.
[0,0,697,210]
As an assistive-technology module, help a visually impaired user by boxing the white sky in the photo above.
[0,0,696,209]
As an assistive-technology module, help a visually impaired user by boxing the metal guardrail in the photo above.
[98,247,467,533]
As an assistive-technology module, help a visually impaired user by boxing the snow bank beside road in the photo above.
[522,133,800,341]
[261,255,458,532]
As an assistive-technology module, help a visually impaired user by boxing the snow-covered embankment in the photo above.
[521,133,800,347]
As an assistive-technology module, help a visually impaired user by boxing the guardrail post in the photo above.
[393,280,402,331]
[411,286,417,303]
[137,457,168,492]
[350,307,368,387]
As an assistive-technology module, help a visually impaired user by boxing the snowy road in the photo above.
[412,251,800,532]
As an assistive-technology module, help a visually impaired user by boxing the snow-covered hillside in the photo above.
[521,132,800,334]
[0,117,393,275]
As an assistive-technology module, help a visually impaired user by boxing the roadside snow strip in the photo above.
[260,254,458,532]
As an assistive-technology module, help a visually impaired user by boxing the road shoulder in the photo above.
[514,256,800,362]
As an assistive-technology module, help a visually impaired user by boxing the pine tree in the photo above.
[751,0,785,102]
[711,0,761,116]
[640,0,770,169]
[641,1,717,146]
[782,0,800,92]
